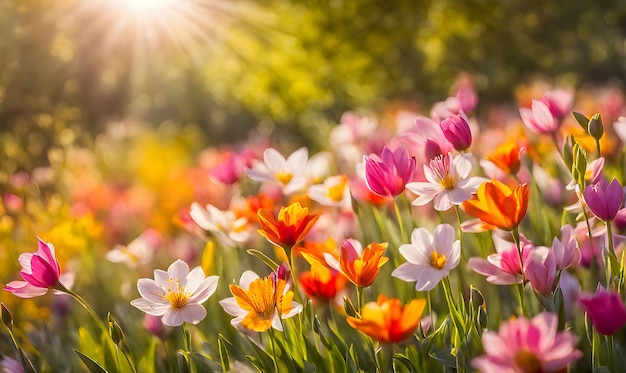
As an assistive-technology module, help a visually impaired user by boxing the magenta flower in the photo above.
[473,312,582,373]
[468,234,534,285]
[363,146,415,197]
[583,178,624,221]
[439,114,472,152]
[579,285,626,335]
[210,151,247,185]
[5,237,61,298]
[519,99,558,134]
[456,85,477,113]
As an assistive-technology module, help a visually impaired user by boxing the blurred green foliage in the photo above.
[1,0,625,155]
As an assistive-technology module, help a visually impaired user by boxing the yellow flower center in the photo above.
[162,278,190,309]
[327,179,347,202]
[514,349,543,373]
[275,172,293,185]
[430,251,447,270]
[438,175,457,190]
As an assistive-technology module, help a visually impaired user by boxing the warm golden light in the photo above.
[121,0,176,14]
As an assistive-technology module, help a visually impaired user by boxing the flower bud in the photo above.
[588,113,604,141]
[108,313,124,345]
[1,303,13,330]
[440,114,472,152]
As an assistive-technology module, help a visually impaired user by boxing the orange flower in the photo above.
[234,193,276,224]
[325,239,388,288]
[299,261,347,304]
[347,295,426,343]
[486,140,525,175]
[462,179,529,231]
[257,202,320,247]
[297,238,339,265]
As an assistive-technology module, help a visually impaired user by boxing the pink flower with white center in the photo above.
[519,99,558,134]
[406,153,485,211]
[472,312,582,373]
[391,224,461,291]
[468,234,534,285]
[5,237,62,298]
[363,146,415,197]
[552,224,580,270]
[524,247,557,296]
[246,147,309,195]
[130,259,219,327]
[189,202,249,247]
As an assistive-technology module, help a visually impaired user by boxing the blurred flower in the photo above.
[299,260,347,305]
[614,116,626,143]
[398,116,454,177]
[439,114,472,152]
[564,157,604,194]
[246,147,309,194]
[347,295,426,344]
[579,285,626,335]
[559,271,581,322]
[481,139,526,176]
[456,85,478,113]
[106,229,161,268]
[190,203,249,247]
[1,357,23,373]
[391,224,461,291]
[424,138,444,160]
[5,238,62,298]
[307,174,351,207]
[552,224,580,270]
[406,153,485,211]
[209,151,247,185]
[462,179,529,231]
[257,202,320,248]
[325,238,388,288]
[583,178,624,222]
[431,97,460,123]
[469,234,534,285]
[541,89,573,121]
[130,259,219,327]
[363,146,415,197]
[298,238,339,265]
[233,193,276,224]
[472,312,582,373]
[219,270,302,332]
[524,247,557,296]
[520,99,558,134]
[143,314,166,339]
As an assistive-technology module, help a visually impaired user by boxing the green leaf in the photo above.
[177,352,191,373]
[74,350,108,373]
[246,249,279,271]
[18,347,37,373]
[137,339,156,373]
[218,336,231,373]
[429,348,457,369]
[572,111,590,130]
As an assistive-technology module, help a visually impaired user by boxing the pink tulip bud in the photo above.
[440,114,472,152]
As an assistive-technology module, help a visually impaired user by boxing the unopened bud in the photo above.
[107,313,124,345]
[588,113,604,141]
[1,303,13,330]
[343,296,358,317]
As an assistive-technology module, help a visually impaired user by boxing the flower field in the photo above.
[1,79,626,373]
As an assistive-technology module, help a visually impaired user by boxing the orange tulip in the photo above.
[347,295,426,343]
[486,140,524,175]
[325,239,388,288]
[462,179,529,231]
[299,261,347,304]
[257,202,320,247]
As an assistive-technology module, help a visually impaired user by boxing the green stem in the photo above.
[454,206,467,294]
[607,335,615,372]
[394,197,407,242]
[55,283,106,333]
[596,138,602,159]
[510,228,528,317]
[356,286,364,315]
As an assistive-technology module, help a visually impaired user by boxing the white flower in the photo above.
[189,203,249,247]
[406,153,485,211]
[307,174,351,207]
[391,224,461,291]
[106,230,159,268]
[130,260,219,327]
[246,147,309,194]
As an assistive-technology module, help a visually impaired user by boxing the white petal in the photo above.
[433,224,456,255]
[175,304,207,325]
[324,253,341,272]
[189,276,219,304]
[137,279,167,303]
[154,269,169,286]
[281,302,303,319]
[130,298,169,316]
[185,266,208,293]
[168,260,190,284]
[398,243,431,265]
[453,154,473,178]
[410,228,433,251]
[433,193,453,211]
[391,262,421,282]
[414,267,446,291]
[263,148,288,172]
[287,147,309,171]
[442,188,472,205]
[219,297,246,317]
[239,270,260,289]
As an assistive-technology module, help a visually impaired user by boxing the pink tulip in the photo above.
[583,178,624,222]
[519,99,558,134]
[540,89,573,121]
[579,286,626,335]
[5,238,61,298]
[439,114,472,152]
[524,247,557,296]
[473,312,582,373]
[363,146,415,197]
[552,224,580,270]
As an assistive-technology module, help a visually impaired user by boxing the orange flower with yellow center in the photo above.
[220,271,303,332]
[462,179,529,231]
[257,202,320,247]
[325,238,388,288]
[299,261,347,304]
[347,295,426,343]
[486,140,525,175]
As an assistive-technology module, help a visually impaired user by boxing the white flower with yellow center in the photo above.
[130,260,219,327]
[189,202,249,247]
[391,224,460,291]
[307,174,351,207]
[406,152,485,211]
[246,147,309,194]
